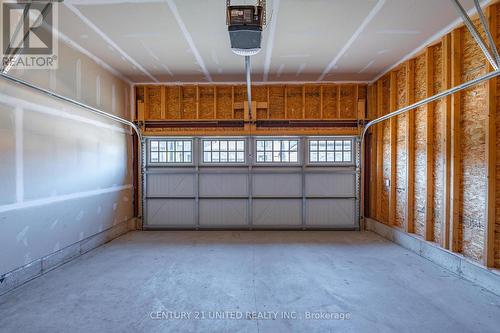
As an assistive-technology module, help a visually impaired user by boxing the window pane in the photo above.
[282,152,289,162]
[310,140,318,151]
[184,152,192,162]
[204,152,211,162]
[273,151,281,162]
[319,152,326,162]
[167,152,174,162]
[175,152,183,162]
[204,141,211,150]
[229,140,237,151]
[335,141,343,150]
[335,152,343,161]
[256,152,265,162]
[343,140,351,151]
[343,152,351,162]
[159,152,167,163]
[151,141,158,151]
[265,152,272,162]
[236,141,245,151]
[256,141,264,151]
[290,141,298,151]
[220,141,228,151]
[159,141,167,151]
[310,152,318,162]
[319,141,326,150]
[211,141,219,151]
[282,140,289,150]
[168,141,175,151]
[151,152,158,162]
[212,152,220,162]
[290,152,298,162]
[220,152,228,162]
[265,140,273,150]
[327,152,335,162]
[327,141,335,150]
[229,152,237,162]
[184,141,192,151]
[237,152,245,162]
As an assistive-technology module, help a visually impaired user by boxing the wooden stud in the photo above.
[484,6,497,267]
[389,72,398,226]
[160,86,166,119]
[369,84,378,219]
[143,86,149,119]
[231,86,235,119]
[302,85,306,119]
[284,86,288,118]
[320,86,324,119]
[196,85,200,119]
[267,86,270,119]
[376,80,384,221]
[214,86,217,119]
[337,85,341,118]
[424,47,435,242]
[442,33,452,249]
[450,28,461,252]
[406,59,416,234]
[178,86,182,119]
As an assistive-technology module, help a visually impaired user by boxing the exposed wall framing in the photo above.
[134,83,367,136]
[367,3,500,268]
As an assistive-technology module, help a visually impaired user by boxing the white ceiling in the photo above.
[60,0,486,83]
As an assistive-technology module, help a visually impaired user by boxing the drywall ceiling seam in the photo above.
[131,80,371,86]
[0,185,133,214]
[317,0,386,81]
[56,30,132,85]
[369,0,493,83]
[64,3,159,82]
[165,0,212,82]
[263,0,280,81]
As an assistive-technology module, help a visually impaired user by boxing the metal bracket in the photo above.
[450,0,500,70]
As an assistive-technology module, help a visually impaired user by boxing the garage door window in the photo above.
[256,139,299,163]
[309,139,352,163]
[202,139,245,163]
[150,139,192,164]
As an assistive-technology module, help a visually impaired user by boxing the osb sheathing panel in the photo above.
[381,77,391,224]
[166,86,181,119]
[340,85,356,119]
[305,86,321,119]
[199,86,215,119]
[147,86,161,119]
[286,86,304,119]
[269,86,285,119]
[322,86,338,119]
[432,43,444,244]
[414,54,427,238]
[460,23,488,262]
[181,86,196,120]
[395,67,407,229]
[216,86,232,120]
[496,5,500,267]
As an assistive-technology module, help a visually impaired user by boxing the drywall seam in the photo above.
[0,185,133,213]
[370,0,494,83]
[0,93,127,134]
[56,29,132,85]
[263,0,280,82]
[64,3,158,82]
[165,0,212,82]
[318,0,386,81]
[15,107,23,204]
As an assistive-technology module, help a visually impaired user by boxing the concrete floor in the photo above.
[1,231,500,333]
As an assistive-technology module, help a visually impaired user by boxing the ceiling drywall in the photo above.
[59,0,487,83]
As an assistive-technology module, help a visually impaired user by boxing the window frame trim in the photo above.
[147,137,195,167]
[306,136,356,166]
[253,136,302,166]
[199,137,248,166]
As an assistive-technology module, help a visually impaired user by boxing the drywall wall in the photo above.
[0,39,133,278]
[367,3,499,268]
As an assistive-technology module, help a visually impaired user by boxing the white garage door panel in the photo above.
[253,199,302,225]
[305,173,356,197]
[146,199,195,225]
[199,199,247,225]
[147,174,195,197]
[199,174,248,197]
[252,174,301,197]
[306,199,356,227]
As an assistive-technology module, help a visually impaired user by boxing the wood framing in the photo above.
[442,33,452,249]
[425,47,435,242]
[389,72,397,226]
[376,80,384,221]
[449,28,462,252]
[406,59,416,234]
[484,6,497,267]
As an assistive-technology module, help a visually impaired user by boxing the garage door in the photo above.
[142,136,359,229]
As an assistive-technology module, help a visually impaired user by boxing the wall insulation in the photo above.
[368,3,500,268]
